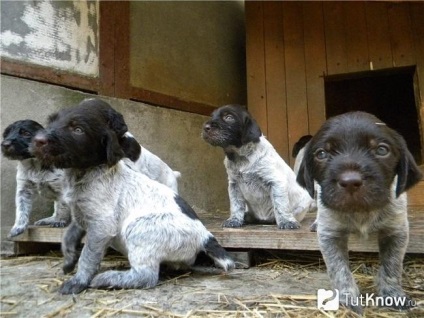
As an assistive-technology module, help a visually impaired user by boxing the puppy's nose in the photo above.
[33,135,48,148]
[203,123,211,132]
[1,140,12,149]
[338,171,363,192]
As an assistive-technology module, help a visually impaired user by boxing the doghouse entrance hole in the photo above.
[324,66,422,164]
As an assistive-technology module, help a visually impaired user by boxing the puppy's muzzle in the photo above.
[338,170,363,193]
[1,140,13,152]
[33,134,48,149]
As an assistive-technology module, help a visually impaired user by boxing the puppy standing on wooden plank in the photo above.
[297,111,422,314]
[1,120,70,238]
[202,104,315,229]
[31,102,234,294]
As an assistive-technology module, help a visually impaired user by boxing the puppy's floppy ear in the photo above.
[241,113,262,144]
[103,130,125,167]
[120,134,141,162]
[296,147,315,198]
[395,137,423,197]
[107,108,128,137]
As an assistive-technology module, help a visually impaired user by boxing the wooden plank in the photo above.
[98,1,117,96]
[323,2,348,75]
[0,58,98,93]
[387,2,415,67]
[263,1,288,161]
[9,207,424,254]
[344,2,369,73]
[245,1,268,135]
[365,2,393,70]
[130,87,216,116]
[113,0,131,99]
[409,2,424,163]
[303,2,327,134]
[283,2,308,166]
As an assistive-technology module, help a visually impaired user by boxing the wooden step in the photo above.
[8,206,424,254]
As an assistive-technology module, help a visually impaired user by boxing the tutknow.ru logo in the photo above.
[317,289,416,311]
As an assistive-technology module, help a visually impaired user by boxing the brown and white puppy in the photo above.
[297,111,422,314]
[31,102,234,295]
[202,104,315,229]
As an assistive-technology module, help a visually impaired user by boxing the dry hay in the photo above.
[1,250,423,317]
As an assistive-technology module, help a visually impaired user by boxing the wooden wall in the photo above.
[246,1,424,165]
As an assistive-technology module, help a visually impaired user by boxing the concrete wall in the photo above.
[0,75,230,253]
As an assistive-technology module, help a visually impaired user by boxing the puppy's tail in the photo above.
[203,236,235,271]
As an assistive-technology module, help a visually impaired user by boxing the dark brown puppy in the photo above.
[297,111,422,314]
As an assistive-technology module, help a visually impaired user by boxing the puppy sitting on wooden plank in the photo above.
[202,104,315,230]
[297,111,422,314]
[1,120,71,238]
[31,101,234,294]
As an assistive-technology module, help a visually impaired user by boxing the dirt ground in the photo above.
[0,249,423,318]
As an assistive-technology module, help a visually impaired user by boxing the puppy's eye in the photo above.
[73,127,84,135]
[223,114,235,122]
[21,130,32,137]
[315,148,328,161]
[375,144,390,157]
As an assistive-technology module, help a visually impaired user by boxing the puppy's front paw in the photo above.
[51,221,68,228]
[34,217,68,227]
[59,278,88,295]
[223,218,244,228]
[277,220,300,230]
[8,226,26,238]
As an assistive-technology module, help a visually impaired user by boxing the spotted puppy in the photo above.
[202,104,315,229]
[297,111,422,314]
[31,103,234,294]
[121,132,181,193]
[1,120,70,238]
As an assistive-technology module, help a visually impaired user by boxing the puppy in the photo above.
[297,111,422,314]
[1,120,70,238]
[121,132,181,193]
[31,102,234,294]
[202,104,315,229]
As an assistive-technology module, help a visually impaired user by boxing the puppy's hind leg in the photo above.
[203,235,235,271]
[90,226,160,290]
[90,264,160,290]
[61,221,86,274]
[59,228,111,294]
[377,228,413,310]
